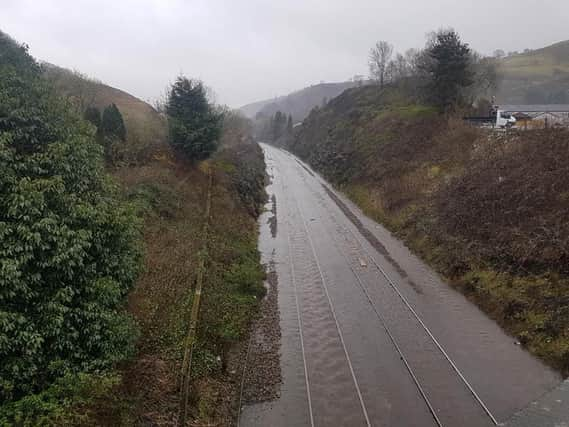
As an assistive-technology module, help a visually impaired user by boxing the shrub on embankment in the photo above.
[436,130,569,275]
[290,83,569,374]
[84,118,266,424]
[0,30,141,420]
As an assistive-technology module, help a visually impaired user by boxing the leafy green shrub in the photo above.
[217,143,267,217]
[0,36,141,403]
[224,255,266,297]
[0,31,39,77]
[0,372,119,426]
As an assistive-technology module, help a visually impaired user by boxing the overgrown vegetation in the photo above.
[366,29,498,113]
[0,29,141,421]
[1,28,267,426]
[87,112,266,425]
[291,77,569,374]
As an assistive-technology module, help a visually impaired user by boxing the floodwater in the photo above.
[239,143,562,427]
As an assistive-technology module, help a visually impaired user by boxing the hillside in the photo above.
[240,80,362,122]
[290,84,569,374]
[1,29,268,426]
[497,40,569,103]
[239,97,277,119]
[43,64,167,163]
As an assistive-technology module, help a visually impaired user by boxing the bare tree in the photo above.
[368,41,393,87]
[469,53,499,99]
[404,48,422,75]
[386,60,396,84]
[390,53,410,81]
[352,74,365,86]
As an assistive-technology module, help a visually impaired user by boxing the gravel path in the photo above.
[240,259,282,404]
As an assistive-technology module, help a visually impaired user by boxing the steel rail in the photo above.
[326,187,499,426]
[333,229,444,427]
[277,155,316,427]
[288,148,499,426]
[284,156,372,427]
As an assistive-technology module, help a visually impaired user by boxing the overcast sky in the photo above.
[2,0,568,107]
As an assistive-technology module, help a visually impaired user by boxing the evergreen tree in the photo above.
[272,111,283,141]
[421,30,474,111]
[166,76,223,161]
[101,103,126,141]
[84,105,102,129]
[270,111,289,142]
[287,114,293,135]
[268,116,274,140]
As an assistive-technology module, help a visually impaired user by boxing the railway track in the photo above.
[238,145,559,427]
[285,151,497,426]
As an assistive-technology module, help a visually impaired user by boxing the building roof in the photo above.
[500,105,569,113]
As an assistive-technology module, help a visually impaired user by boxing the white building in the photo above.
[500,105,569,128]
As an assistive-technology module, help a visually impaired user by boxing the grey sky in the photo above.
[2,0,568,107]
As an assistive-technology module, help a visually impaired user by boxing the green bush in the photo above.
[0,36,141,403]
[0,372,119,426]
[224,255,266,297]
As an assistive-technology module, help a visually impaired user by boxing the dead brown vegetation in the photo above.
[88,134,266,425]
[437,129,569,274]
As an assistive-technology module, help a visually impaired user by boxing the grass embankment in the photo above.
[88,140,266,425]
[291,85,569,375]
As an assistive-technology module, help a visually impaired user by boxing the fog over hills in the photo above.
[239,80,363,122]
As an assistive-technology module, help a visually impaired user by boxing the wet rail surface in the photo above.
[239,144,562,427]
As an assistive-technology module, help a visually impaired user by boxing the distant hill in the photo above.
[43,64,167,160]
[239,97,278,119]
[239,81,364,122]
[497,40,569,104]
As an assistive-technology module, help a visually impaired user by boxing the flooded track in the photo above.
[239,144,562,427]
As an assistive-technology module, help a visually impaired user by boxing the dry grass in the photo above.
[88,153,207,425]
[44,65,168,165]
[437,130,569,273]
